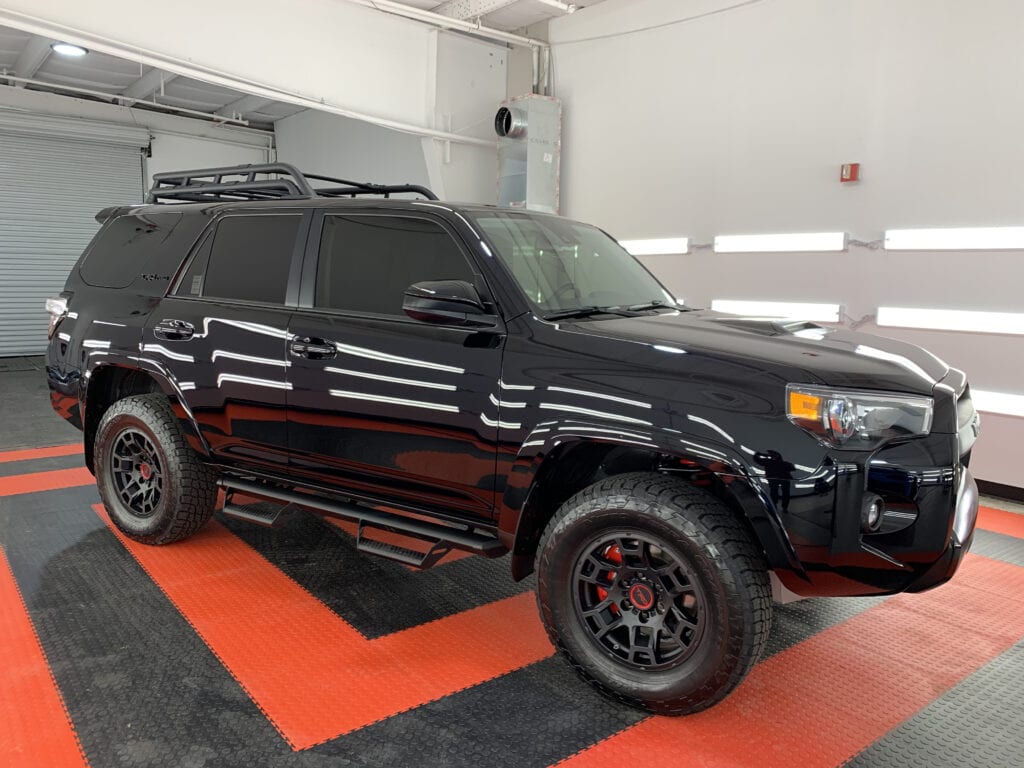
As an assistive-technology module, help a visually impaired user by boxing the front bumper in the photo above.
[906,467,978,592]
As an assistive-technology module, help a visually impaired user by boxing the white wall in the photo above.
[550,0,1024,487]
[433,33,507,203]
[275,31,506,204]
[146,133,268,191]
[275,110,431,191]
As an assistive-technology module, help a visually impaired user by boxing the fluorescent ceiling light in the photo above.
[50,42,88,57]
[619,238,689,255]
[711,299,841,322]
[876,307,1024,335]
[714,232,846,253]
[885,227,1024,250]
[972,389,1024,417]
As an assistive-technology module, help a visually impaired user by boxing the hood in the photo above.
[560,309,949,396]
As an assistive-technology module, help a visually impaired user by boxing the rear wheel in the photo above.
[95,393,217,544]
[535,472,772,714]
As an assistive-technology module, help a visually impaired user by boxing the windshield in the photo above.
[471,212,676,315]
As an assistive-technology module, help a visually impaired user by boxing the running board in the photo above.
[217,477,506,562]
[356,521,453,569]
[220,500,300,528]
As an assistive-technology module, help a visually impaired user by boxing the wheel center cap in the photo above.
[139,462,152,481]
[628,583,656,611]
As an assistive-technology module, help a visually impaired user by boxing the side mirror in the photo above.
[403,280,498,328]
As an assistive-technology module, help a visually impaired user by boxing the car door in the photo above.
[149,209,308,470]
[286,208,504,523]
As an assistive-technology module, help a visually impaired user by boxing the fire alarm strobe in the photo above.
[840,163,860,182]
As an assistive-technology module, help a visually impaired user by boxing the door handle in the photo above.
[289,336,336,359]
[153,319,195,341]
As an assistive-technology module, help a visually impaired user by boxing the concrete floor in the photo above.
[0,356,80,450]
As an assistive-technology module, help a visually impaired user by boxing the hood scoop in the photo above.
[710,315,826,337]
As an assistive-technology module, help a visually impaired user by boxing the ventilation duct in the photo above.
[495,94,561,214]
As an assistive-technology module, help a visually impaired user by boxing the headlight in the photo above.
[786,384,933,449]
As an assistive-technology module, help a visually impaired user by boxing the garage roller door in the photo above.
[0,112,147,356]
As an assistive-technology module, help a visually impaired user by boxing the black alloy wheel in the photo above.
[110,428,164,517]
[573,532,707,670]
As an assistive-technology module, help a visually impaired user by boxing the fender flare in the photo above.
[496,418,803,580]
[83,357,211,460]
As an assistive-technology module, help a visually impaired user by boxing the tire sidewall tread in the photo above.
[535,471,772,715]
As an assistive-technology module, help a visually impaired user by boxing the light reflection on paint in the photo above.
[213,350,289,368]
[142,344,195,363]
[499,380,535,391]
[82,339,111,349]
[333,342,464,374]
[556,425,653,442]
[653,344,687,354]
[481,413,522,429]
[325,367,456,391]
[539,402,653,426]
[196,318,290,339]
[217,373,292,390]
[547,386,651,409]
[686,414,735,443]
[855,344,935,384]
[329,389,458,413]
[490,393,526,408]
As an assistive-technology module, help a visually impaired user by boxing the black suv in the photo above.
[46,163,980,714]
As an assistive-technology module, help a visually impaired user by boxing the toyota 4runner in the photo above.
[46,163,980,714]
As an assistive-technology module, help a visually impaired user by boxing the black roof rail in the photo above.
[146,162,439,203]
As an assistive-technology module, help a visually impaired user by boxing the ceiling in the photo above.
[0,25,304,131]
[0,1,603,130]
[393,0,606,32]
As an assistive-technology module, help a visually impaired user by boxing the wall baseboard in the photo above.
[977,479,1024,504]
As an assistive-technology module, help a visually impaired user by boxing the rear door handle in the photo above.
[153,319,195,341]
[289,336,336,359]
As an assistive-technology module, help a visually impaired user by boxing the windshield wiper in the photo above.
[626,299,691,312]
[541,305,641,322]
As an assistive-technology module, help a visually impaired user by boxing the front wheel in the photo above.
[535,472,772,714]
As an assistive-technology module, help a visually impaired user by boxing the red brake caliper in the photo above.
[596,544,622,614]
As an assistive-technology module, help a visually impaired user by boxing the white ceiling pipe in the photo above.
[339,0,549,49]
[0,73,250,126]
[0,7,497,148]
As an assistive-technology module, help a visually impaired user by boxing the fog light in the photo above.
[861,494,884,533]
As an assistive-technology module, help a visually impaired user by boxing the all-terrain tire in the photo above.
[535,471,772,714]
[94,393,217,545]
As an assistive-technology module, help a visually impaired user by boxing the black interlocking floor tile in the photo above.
[845,639,1024,768]
[218,508,532,638]
[0,452,84,478]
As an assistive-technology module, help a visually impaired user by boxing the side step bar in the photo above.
[217,477,506,566]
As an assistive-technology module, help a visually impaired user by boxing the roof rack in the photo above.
[146,162,439,203]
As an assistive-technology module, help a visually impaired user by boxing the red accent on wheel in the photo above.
[629,583,655,611]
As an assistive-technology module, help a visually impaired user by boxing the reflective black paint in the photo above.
[47,198,978,597]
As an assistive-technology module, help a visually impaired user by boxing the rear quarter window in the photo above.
[79,212,204,289]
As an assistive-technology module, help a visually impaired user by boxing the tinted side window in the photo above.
[80,213,184,288]
[201,215,300,304]
[316,215,474,315]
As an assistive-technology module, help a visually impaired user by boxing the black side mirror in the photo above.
[403,280,499,328]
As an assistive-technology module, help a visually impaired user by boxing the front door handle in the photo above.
[289,336,337,359]
[153,319,195,341]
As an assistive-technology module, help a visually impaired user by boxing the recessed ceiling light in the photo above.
[50,42,88,57]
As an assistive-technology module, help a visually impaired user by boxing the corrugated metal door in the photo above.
[0,112,147,356]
